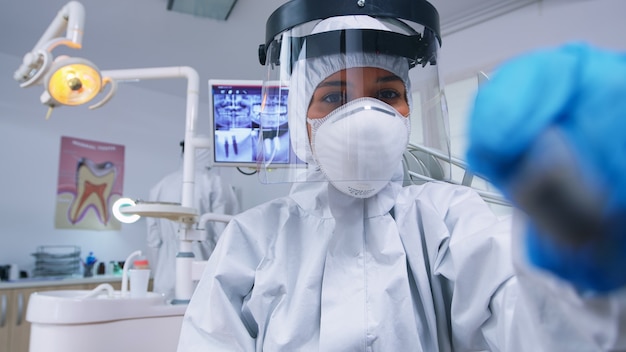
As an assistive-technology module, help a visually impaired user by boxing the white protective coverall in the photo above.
[177,15,626,352]
[147,148,240,300]
[178,167,626,351]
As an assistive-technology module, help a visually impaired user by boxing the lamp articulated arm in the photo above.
[14,1,86,87]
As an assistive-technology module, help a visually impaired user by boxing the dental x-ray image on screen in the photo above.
[209,79,291,168]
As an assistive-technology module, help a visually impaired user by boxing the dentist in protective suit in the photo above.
[147,142,240,300]
[178,0,626,350]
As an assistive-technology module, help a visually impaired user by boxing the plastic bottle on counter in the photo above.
[83,251,98,277]
[133,259,150,270]
[129,258,151,297]
[97,262,106,275]
[111,261,123,276]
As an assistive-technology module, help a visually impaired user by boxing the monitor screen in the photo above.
[208,79,292,168]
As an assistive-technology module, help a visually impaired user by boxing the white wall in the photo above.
[439,0,626,83]
[0,53,290,274]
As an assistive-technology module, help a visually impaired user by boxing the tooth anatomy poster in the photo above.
[55,136,125,230]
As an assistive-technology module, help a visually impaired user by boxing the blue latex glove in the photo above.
[466,42,626,293]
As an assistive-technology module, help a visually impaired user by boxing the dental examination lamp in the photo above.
[12,1,115,118]
[14,1,232,304]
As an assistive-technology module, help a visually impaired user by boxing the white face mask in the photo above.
[308,97,410,198]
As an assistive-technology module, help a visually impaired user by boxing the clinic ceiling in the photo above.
[1,0,540,101]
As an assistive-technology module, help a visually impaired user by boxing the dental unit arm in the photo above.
[403,142,510,207]
[105,66,230,303]
[88,66,233,303]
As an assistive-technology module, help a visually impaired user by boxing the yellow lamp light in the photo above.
[45,57,102,106]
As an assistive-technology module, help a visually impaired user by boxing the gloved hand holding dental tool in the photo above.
[467,42,626,293]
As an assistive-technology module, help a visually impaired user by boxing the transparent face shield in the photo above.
[257,15,451,194]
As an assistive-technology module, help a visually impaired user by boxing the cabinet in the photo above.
[1,284,84,352]
[0,278,123,352]
[1,287,27,352]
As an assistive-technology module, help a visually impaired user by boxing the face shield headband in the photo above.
[257,0,442,69]
[264,28,438,74]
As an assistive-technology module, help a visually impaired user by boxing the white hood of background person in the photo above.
[194,146,212,172]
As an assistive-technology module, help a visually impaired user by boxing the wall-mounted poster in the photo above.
[55,136,125,230]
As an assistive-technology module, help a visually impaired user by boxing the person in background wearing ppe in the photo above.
[178,1,626,351]
[147,141,240,300]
